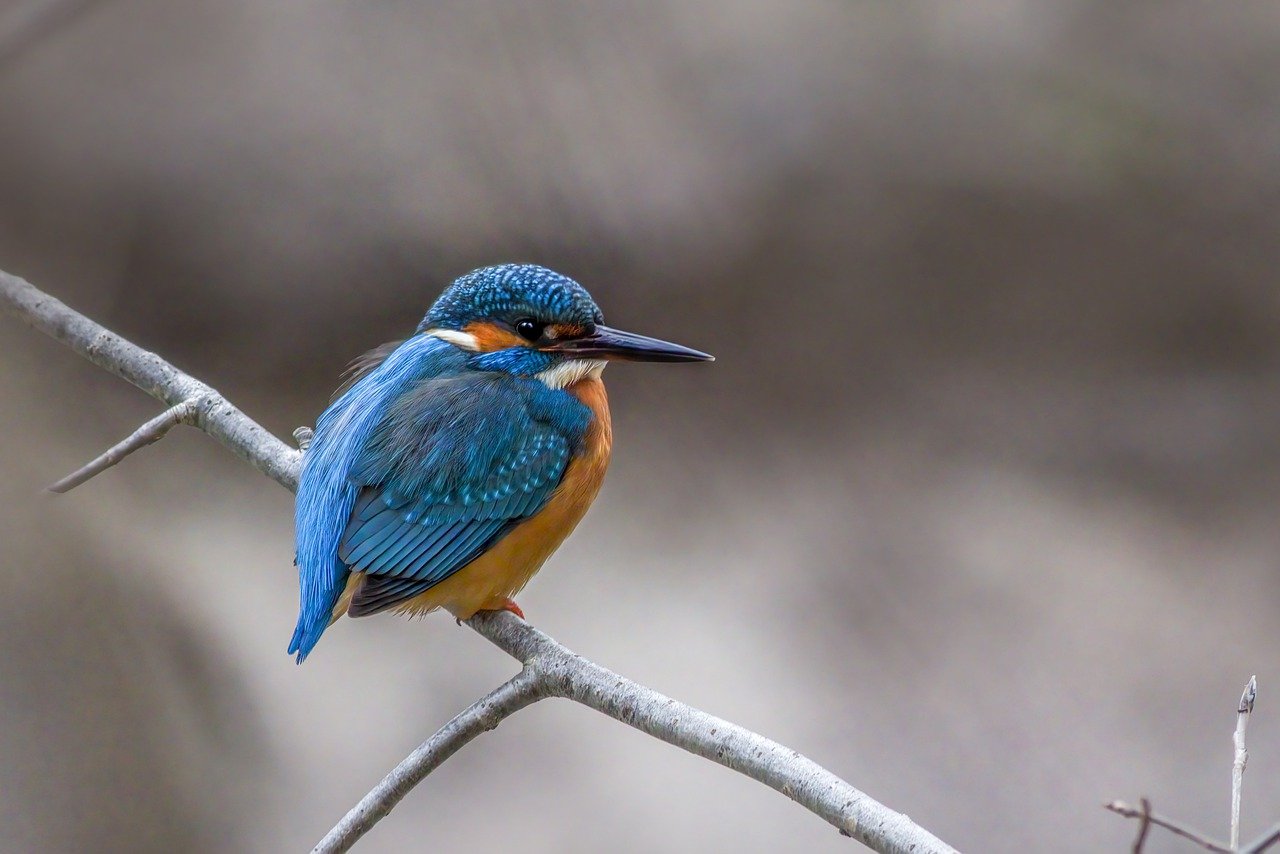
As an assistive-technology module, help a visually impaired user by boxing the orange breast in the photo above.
[373,376,613,620]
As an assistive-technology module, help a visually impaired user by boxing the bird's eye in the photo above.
[514,318,544,341]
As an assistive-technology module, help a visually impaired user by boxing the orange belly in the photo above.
[337,376,613,621]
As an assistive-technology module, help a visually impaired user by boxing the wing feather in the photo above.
[335,372,590,616]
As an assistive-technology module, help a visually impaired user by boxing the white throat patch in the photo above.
[536,359,607,390]
[425,328,481,352]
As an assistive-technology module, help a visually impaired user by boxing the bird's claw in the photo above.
[493,598,525,619]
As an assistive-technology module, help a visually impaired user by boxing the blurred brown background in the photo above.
[3,1,1280,852]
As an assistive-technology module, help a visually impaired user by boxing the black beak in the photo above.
[544,324,714,363]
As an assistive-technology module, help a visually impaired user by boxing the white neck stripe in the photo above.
[425,328,481,352]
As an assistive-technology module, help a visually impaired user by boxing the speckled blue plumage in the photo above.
[288,265,600,662]
[421,264,602,332]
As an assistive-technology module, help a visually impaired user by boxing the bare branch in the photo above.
[1234,675,1258,848]
[48,397,200,492]
[1105,801,1232,853]
[468,608,950,850]
[0,269,301,490]
[1242,821,1280,854]
[1,267,959,854]
[313,668,547,854]
[1130,797,1153,853]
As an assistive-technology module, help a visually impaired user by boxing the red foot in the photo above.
[498,598,525,619]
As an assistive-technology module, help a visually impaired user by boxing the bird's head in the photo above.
[418,264,712,387]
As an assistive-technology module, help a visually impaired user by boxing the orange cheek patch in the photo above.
[463,321,528,352]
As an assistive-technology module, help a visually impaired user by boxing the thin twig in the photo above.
[48,397,201,492]
[1234,676,1258,848]
[1105,801,1232,853]
[313,668,547,853]
[0,267,959,854]
[1241,821,1280,854]
[1131,797,1153,853]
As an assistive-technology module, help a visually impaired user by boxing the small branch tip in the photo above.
[1242,676,1258,715]
[46,398,199,493]
[1234,676,1256,848]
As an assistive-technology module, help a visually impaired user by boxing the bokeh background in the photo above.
[3,2,1280,851]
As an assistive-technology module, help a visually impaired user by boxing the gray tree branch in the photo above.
[1233,676,1257,849]
[0,270,301,489]
[47,397,201,492]
[0,267,959,854]
[1242,823,1280,854]
[1105,801,1232,853]
[314,667,548,853]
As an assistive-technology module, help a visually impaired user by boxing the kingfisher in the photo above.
[288,264,713,661]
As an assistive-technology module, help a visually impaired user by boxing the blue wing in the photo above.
[339,380,577,616]
[288,334,590,662]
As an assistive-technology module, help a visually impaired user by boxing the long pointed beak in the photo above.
[544,324,714,363]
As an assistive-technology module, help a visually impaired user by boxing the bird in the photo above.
[288,264,713,661]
